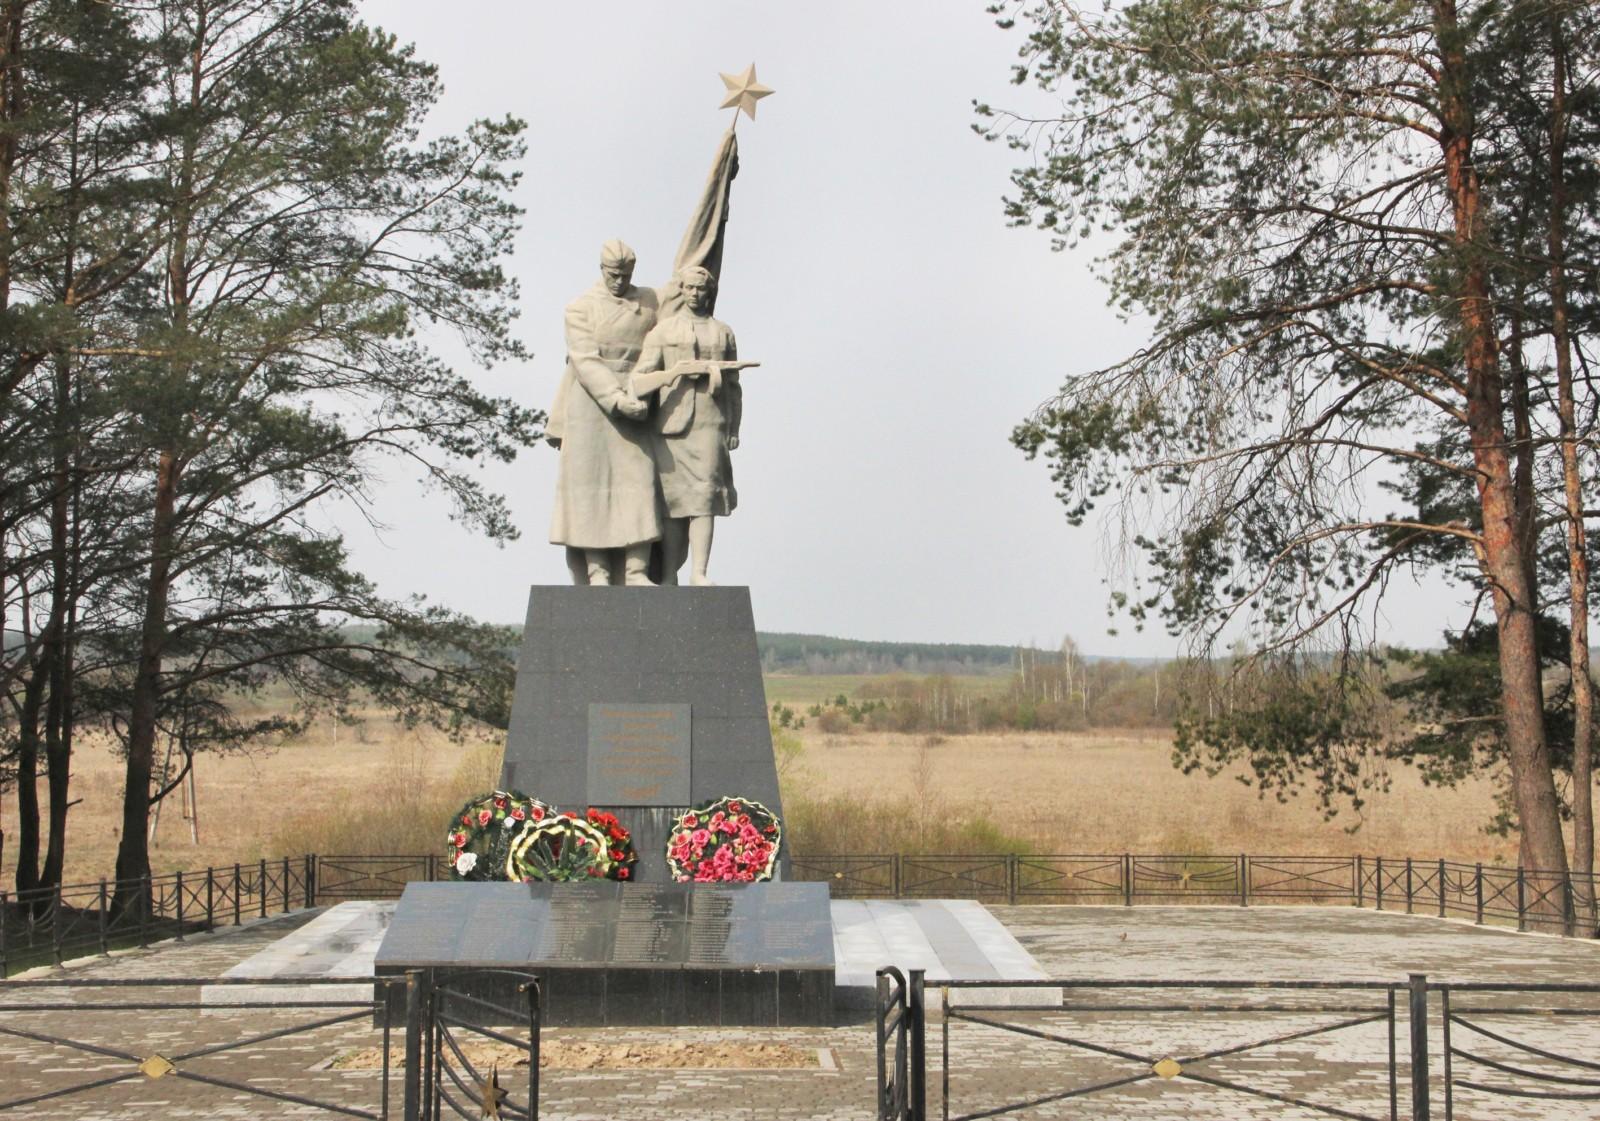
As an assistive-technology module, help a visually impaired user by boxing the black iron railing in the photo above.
[883,973,1600,1121]
[877,967,926,1121]
[4,851,1596,976]
[0,974,402,1117]
[0,970,542,1120]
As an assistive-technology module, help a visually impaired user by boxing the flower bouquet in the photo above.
[585,808,638,881]
[505,812,615,882]
[665,796,782,883]
[446,790,549,881]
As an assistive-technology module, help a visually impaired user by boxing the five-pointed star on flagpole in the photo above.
[719,63,774,121]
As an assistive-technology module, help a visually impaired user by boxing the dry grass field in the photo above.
[782,727,1518,862]
[1,704,1524,889]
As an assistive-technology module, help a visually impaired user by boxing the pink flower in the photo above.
[511,807,526,821]
[691,828,711,846]
[477,809,492,826]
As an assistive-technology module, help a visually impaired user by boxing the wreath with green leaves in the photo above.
[445,791,550,881]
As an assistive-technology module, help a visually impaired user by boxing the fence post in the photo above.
[893,854,903,899]
[1238,854,1248,907]
[305,854,316,909]
[0,889,8,976]
[1474,864,1484,925]
[1006,854,1017,906]
[1123,854,1133,907]
[1376,856,1384,911]
[1405,858,1414,914]
[139,875,153,948]
[1516,866,1527,932]
[1355,855,1363,907]
[98,880,109,955]
[403,970,425,1121]
[281,857,291,913]
[258,859,268,919]
[425,853,437,885]
[910,968,927,1121]
[1437,859,1446,919]
[175,870,186,941]
[233,863,241,925]
[1408,973,1430,1121]
[1563,873,1576,937]
[52,887,63,967]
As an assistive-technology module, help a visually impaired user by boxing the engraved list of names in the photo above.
[587,703,691,805]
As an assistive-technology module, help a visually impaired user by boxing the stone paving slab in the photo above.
[0,903,1594,1119]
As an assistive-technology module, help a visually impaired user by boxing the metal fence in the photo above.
[0,969,541,1120]
[881,972,1600,1121]
[4,851,1596,976]
[796,853,1597,937]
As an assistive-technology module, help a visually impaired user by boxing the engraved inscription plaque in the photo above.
[588,703,691,805]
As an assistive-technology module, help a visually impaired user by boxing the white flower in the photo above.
[455,852,478,875]
[502,815,517,829]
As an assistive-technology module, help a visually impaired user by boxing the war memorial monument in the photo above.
[365,67,1055,1028]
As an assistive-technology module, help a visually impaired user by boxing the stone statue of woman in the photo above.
[630,265,742,584]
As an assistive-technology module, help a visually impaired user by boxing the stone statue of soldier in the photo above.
[547,240,662,586]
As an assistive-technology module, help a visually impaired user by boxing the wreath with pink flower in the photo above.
[445,790,549,881]
[505,812,616,882]
[665,796,782,883]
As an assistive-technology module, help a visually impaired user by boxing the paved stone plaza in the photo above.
[1,903,1596,1119]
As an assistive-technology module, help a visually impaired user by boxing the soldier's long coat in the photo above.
[548,282,663,549]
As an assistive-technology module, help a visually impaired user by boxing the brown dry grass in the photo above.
[4,719,1522,888]
[781,727,1521,864]
[1,713,502,888]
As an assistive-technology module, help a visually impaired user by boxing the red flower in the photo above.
[532,806,545,820]
[511,806,526,820]
[619,868,630,880]
[461,814,472,826]
[477,809,492,826]
[493,795,507,809]
[729,801,742,813]
[450,832,467,849]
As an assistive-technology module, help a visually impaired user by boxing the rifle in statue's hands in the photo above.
[630,359,760,399]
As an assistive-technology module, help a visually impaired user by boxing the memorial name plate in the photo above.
[588,703,691,805]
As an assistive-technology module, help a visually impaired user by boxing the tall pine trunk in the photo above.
[112,1,206,894]
[113,449,179,895]
[1435,0,1569,886]
[1546,15,1594,928]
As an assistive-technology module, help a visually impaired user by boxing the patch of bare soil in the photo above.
[332,1039,818,1071]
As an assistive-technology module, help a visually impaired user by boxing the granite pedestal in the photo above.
[498,585,789,882]
[375,881,834,1026]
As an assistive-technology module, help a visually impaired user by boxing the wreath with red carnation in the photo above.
[445,790,550,881]
[665,796,782,883]
[584,809,638,881]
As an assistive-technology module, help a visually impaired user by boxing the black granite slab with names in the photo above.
[376,881,835,1026]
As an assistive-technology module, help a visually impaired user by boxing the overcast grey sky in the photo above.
[343,1,1458,657]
